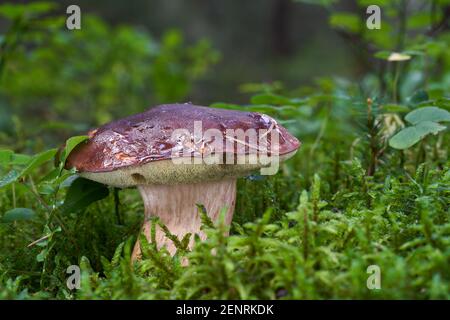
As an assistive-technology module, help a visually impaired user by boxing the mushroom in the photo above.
[65,103,300,259]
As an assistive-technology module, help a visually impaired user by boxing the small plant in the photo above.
[389,107,450,149]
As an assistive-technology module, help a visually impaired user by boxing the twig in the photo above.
[27,234,51,247]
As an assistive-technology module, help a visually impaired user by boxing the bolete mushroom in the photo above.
[66,103,300,259]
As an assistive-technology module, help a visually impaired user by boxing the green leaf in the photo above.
[250,93,305,106]
[210,102,243,110]
[0,4,26,19]
[60,177,109,214]
[409,90,429,105]
[383,104,410,113]
[405,107,450,125]
[0,150,13,166]
[358,0,391,5]
[0,170,20,188]
[329,13,361,33]
[60,135,89,164]
[431,98,450,110]
[21,149,58,176]
[11,153,32,165]
[0,2,55,20]
[0,151,33,167]
[414,121,447,135]
[0,149,57,189]
[389,121,446,149]
[2,208,35,223]
[407,12,433,29]
[374,51,391,60]
[36,249,48,262]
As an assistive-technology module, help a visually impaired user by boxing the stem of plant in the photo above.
[303,206,309,261]
[114,187,122,225]
[393,63,400,104]
[415,137,427,169]
[366,98,377,177]
[12,183,16,208]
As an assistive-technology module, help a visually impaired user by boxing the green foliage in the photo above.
[0,149,57,188]
[0,2,219,146]
[60,178,109,215]
[2,208,35,222]
[329,13,362,33]
[389,121,446,149]
[69,166,449,299]
[406,107,450,124]
[390,107,449,149]
[0,0,449,300]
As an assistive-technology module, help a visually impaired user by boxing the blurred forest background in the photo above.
[36,0,356,100]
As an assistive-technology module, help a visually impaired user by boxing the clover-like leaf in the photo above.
[2,208,35,223]
[405,107,450,125]
[389,121,446,149]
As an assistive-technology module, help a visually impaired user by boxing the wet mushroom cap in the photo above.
[66,103,300,187]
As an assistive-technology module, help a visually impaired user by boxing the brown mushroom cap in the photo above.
[66,103,300,187]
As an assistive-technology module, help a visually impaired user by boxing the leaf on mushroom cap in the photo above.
[65,103,300,173]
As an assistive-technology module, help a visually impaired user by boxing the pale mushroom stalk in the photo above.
[132,179,236,257]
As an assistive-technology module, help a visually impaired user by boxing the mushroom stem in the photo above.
[132,179,237,259]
